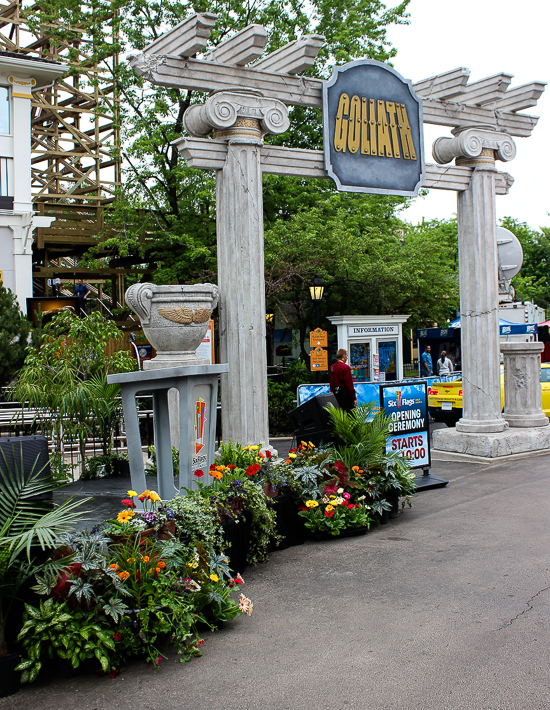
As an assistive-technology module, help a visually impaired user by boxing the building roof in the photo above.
[0,52,67,90]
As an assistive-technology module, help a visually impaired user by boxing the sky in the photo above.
[386,0,550,230]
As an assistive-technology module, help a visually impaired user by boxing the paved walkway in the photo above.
[6,453,550,709]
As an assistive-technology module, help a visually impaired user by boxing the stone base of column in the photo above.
[432,426,550,459]
[504,413,549,428]
[455,417,508,433]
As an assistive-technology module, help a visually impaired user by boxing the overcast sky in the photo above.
[386,0,549,231]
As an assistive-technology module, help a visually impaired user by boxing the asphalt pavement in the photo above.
[5,446,550,709]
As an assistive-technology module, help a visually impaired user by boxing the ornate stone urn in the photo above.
[125,283,218,368]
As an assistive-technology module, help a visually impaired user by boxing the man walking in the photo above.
[74,278,90,317]
[329,349,358,412]
[421,345,433,377]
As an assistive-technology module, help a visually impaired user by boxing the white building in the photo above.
[0,52,66,312]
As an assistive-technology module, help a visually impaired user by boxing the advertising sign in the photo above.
[379,381,430,469]
[195,319,214,364]
[323,59,424,196]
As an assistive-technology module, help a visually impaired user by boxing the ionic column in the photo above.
[184,91,289,445]
[500,342,549,427]
[433,126,516,433]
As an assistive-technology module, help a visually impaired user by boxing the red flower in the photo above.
[347,503,355,509]
[194,470,204,478]
[340,500,347,506]
[265,450,272,458]
[227,464,237,469]
[289,448,298,453]
[209,463,216,471]
[246,465,256,476]
[121,498,136,508]
[298,505,308,511]
[113,632,121,642]
[325,508,334,518]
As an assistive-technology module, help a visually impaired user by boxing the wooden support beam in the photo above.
[413,67,471,100]
[142,13,217,58]
[251,34,325,74]
[458,72,514,105]
[130,55,540,136]
[484,81,547,112]
[175,138,514,194]
[205,24,268,65]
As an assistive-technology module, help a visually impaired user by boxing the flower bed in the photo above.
[11,405,417,685]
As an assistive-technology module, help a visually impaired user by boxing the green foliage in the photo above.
[326,403,392,470]
[216,441,261,468]
[16,598,116,683]
[0,281,30,387]
[240,480,279,566]
[10,311,135,473]
[169,494,225,552]
[147,445,180,477]
[501,217,550,311]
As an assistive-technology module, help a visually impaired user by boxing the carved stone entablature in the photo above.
[432,124,517,167]
[182,89,290,141]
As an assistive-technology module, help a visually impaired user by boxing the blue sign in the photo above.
[380,381,430,469]
[323,59,425,196]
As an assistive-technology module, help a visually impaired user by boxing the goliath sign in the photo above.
[323,59,425,196]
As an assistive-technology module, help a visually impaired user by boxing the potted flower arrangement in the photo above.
[297,489,373,540]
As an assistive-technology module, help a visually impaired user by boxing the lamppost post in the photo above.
[309,275,325,383]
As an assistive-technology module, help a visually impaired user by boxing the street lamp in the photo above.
[309,276,325,382]
[309,275,325,308]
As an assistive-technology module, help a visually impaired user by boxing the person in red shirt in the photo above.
[329,349,358,412]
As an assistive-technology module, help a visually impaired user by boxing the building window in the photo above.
[0,87,9,134]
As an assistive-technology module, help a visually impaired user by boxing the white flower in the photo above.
[358,495,366,501]
[337,488,344,494]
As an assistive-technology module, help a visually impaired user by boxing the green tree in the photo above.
[501,217,550,311]
[29,0,410,284]
[265,200,459,356]
[0,282,30,388]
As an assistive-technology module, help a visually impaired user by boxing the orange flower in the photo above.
[142,555,150,563]
[148,568,154,575]
[118,570,129,581]
[285,458,291,464]
[109,563,119,571]
[157,560,166,569]
[156,567,161,574]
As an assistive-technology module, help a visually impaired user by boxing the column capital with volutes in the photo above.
[432,124,517,167]
[182,89,290,142]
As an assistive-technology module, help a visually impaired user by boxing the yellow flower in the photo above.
[140,489,150,498]
[288,453,297,459]
[300,441,308,447]
[250,445,259,451]
[210,573,220,582]
[308,442,315,448]
[187,562,198,569]
[329,495,336,499]
[326,504,334,512]
[243,445,250,451]
[305,500,319,508]
[117,511,131,524]
[149,491,161,503]
[127,490,137,497]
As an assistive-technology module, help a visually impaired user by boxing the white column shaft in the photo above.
[456,168,506,433]
[217,138,269,445]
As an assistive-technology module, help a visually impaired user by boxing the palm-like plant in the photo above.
[325,403,392,470]
[0,444,88,654]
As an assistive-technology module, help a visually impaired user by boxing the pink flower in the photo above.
[343,492,351,500]
[235,573,244,585]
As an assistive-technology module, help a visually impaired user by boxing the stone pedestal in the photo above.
[500,342,549,427]
[108,364,229,502]
[432,426,550,459]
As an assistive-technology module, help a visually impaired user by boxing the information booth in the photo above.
[328,315,409,383]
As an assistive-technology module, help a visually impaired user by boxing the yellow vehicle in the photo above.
[428,363,550,426]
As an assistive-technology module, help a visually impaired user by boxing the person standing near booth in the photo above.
[421,345,433,377]
[329,349,358,412]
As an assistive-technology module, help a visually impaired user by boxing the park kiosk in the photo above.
[328,315,409,383]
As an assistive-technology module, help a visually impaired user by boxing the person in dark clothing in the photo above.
[329,348,358,412]
[74,278,90,316]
